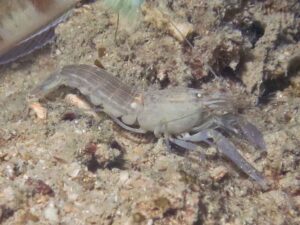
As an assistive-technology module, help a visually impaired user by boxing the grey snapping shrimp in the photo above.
[30,64,269,189]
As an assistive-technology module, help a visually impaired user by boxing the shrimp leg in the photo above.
[178,129,269,189]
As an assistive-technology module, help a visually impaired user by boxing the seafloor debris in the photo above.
[65,93,98,118]
[104,0,144,19]
[25,178,54,197]
[29,102,48,120]
[210,166,229,182]
[0,205,14,224]
[142,3,194,43]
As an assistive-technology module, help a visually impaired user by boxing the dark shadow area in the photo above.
[240,20,265,48]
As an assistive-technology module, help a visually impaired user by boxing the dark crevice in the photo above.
[106,140,126,170]
[163,208,178,218]
[241,20,265,47]
[219,0,248,23]
[259,55,300,104]
[258,77,290,104]
[78,0,96,6]
[0,205,14,223]
[193,199,207,225]
[86,155,101,173]
[220,66,244,83]
[83,140,126,172]
[286,55,300,77]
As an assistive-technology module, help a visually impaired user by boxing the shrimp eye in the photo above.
[196,93,202,98]
[130,102,138,109]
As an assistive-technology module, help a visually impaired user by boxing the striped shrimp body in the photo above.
[30,64,269,189]
[30,65,140,121]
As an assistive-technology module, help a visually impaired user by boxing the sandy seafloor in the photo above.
[0,0,300,224]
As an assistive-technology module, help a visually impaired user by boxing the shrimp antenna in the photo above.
[104,0,145,44]
[114,12,120,44]
[155,8,219,78]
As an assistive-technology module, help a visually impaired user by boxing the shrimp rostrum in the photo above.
[30,64,269,189]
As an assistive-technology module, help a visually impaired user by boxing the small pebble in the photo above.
[29,102,47,120]
[210,166,229,182]
[66,162,82,178]
[44,201,59,224]
[65,94,98,118]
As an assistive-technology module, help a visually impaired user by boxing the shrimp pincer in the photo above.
[30,64,269,189]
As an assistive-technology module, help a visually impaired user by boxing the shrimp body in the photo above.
[30,64,268,189]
